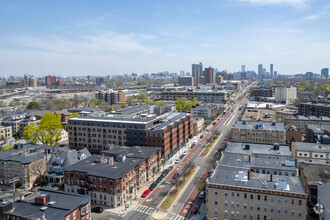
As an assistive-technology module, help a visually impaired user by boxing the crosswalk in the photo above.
[134,205,185,220]
[134,205,155,214]
[166,212,185,220]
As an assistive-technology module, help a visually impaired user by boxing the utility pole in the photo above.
[8,177,19,203]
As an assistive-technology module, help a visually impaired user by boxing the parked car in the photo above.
[179,155,184,160]
[212,122,216,125]
[175,159,180,164]
[92,206,104,213]
[199,191,205,199]
[168,166,173,171]
[200,135,204,138]
[156,177,162,183]
[182,151,188,156]
[191,205,199,214]
[149,183,157,191]
[172,172,180,179]
[193,141,197,145]
[190,144,195,149]
[141,189,151,197]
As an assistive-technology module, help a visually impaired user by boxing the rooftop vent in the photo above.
[40,206,48,211]
[242,120,247,125]
[245,144,250,150]
[273,143,280,151]
[272,121,276,126]
[275,180,290,191]
[235,171,248,182]
[48,201,56,206]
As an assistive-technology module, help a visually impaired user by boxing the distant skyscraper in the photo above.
[192,63,203,86]
[270,64,274,78]
[258,64,263,79]
[321,68,329,79]
[274,71,278,78]
[241,65,246,73]
[204,67,214,84]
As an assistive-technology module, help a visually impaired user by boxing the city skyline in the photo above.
[1,0,330,76]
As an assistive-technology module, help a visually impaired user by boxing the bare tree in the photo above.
[30,159,48,184]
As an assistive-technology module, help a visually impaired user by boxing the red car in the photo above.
[141,189,151,197]
[168,166,173,171]
[191,205,199,214]
[190,144,195,149]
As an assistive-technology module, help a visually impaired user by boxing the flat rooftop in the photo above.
[290,115,330,121]
[70,112,158,123]
[153,112,188,130]
[292,142,330,153]
[233,120,285,131]
[101,146,161,160]
[116,104,150,113]
[301,102,330,107]
[225,142,292,156]
[208,165,305,195]
[65,155,144,179]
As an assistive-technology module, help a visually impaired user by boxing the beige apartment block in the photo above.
[0,126,12,140]
[231,121,286,144]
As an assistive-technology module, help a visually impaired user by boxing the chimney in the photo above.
[247,170,250,180]
[248,155,251,162]
[295,159,298,167]
[270,173,273,182]
[45,149,48,161]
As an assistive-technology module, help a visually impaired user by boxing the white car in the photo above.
[175,159,180,164]
[193,141,197,145]
[182,151,188,156]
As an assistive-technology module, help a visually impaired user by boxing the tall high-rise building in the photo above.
[241,65,246,73]
[45,75,57,86]
[192,63,203,86]
[270,64,274,78]
[274,71,278,78]
[321,68,329,79]
[258,64,263,79]
[204,66,214,84]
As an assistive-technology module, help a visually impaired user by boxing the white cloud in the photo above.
[303,10,330,20]
[238,0,311,9]
[9,32,160,55]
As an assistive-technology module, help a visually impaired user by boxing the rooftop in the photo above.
[300,102,330,107]
[115,104,150,113]
[318,182,330,209]
[208,165,305,195]
[70,112,158,123]
[154,112,187,130]
[225,142,292,157]
[290,115,330,121]
[299,162,330,186]
[101,146,161,160]
[3,188,89,220]
[292,142,330,153]
[233,120,285,131]
[65,155,144,179]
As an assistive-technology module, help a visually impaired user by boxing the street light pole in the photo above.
[9,177,19,203]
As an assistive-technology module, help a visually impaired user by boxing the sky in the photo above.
[0,0,330,76]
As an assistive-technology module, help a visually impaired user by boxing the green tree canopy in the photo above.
[89,98,102,107]
[1,143,14,151]
[69,112,79,118]
[175,97,196,112]
[23,113,63,146]
[138,93,147,102]
[27,101,40,110]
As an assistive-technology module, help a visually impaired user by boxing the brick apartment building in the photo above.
[95,89,125,106]
[231,121,286,144]
[68,112,193,159]
[64,146,161,207]
[298,102,330,117]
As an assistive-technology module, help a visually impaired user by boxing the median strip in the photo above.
[200,134,221,157]
[159,166,198,210]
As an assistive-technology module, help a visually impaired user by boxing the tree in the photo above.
[1,143,14,151]
[27,101,40,110]
[31,159,48,185]
[119,101,126,108]
[89,98,102,107]
[138,93,147,102]
[23,113,63,146]
[176,103,182,112]
[69,112,79,118]
[158,100,165,106]
[184,100,195,113]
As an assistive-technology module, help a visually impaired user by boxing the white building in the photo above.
[275,86,297,104]
[317,182,330,220]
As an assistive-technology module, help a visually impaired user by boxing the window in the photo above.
[277,208,281,213]
[214,209,218,214]
[237,192,240,197]
[244,193,247,199]
[224,210,228,216]
[298,200,302,206]
[244,214,247,219]
[237,212,240,217]
[215,200,218,205]
[271,196,274,202]
[232,192,235,197]
[250,194,254,200]
[284,209,288,214]
[291,210,294,216]
[258,195,261,200]
[250,204,254,210]
[244,203,247,209]
[291,199,294,205]
[66,216,70,220]
[225,191,228,197]
[264,196,267,201]
[215,190,218,195]
[284,198,288,203]
[278,198,281,203]
[271,206,274,213]
[231,211,234,217]
[298,211,302,217]
[257,205,260,211]
[264,206,267,211]
[231,201,234,207]
[224,200,228,206]
[237,202,240,207]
